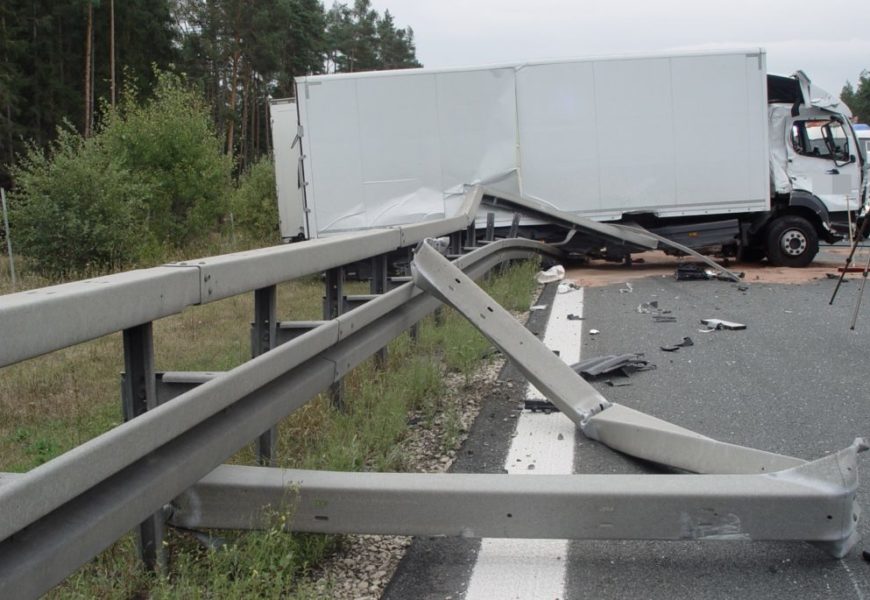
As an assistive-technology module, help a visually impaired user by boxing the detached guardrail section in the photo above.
[0,187,865,598]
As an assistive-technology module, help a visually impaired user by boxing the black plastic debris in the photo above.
[570,353,655,378]
[567,313,584,321]
[525,398,558,414]
[660,336,694,352]
[524,354,654,413]
[676,263,745,282]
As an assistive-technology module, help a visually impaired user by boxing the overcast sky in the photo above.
[370,0,869,98]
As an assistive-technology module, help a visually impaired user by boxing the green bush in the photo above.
[231,156,280,243]
[9,70,232,277]
[101,72,232,247]
[9,126,148,277]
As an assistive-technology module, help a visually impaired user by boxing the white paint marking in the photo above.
[464,289,584,600]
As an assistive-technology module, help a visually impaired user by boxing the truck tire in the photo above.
[765,215,818,268]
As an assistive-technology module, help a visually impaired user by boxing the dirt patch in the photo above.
[564,248,855,287]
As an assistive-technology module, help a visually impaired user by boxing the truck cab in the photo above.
[763,72,867,266]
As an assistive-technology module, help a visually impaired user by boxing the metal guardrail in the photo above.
[0,188,483,368]
[0,188,559,597]
[0,186,866,598]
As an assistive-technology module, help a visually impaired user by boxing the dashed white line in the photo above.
[464,288,584,600]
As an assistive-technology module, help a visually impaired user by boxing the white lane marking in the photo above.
[464,288,584,600]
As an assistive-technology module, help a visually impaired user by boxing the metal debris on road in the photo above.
[699,318,746,331]
[660,336,694,352]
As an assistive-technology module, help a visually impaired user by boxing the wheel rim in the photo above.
[780,229,807,256]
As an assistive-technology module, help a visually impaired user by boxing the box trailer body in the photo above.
[274,49,866,266]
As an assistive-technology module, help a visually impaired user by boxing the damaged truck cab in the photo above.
[760,72,866,266]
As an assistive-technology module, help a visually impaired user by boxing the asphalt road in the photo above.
[386,273,870,600]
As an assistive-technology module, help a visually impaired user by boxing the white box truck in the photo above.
[272,48,867,267]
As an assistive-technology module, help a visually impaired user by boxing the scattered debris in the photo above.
[736,284,749,292]
[530,304,548,311]
[619,282,634,294]
[536,265,565,284]
[660,336,694,352]
[604,380,632,387]
[570,353,655,378]
[638,300,675,322]
[589,329,600,335]
[826,273,849,282]
[675,263,715,281]
[567,313,584,321]
[675,263,745,282]
[699,318,746,332]
[525,398,557,413]
[557,281,580,294]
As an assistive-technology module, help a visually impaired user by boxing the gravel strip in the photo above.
[309,356,508,599]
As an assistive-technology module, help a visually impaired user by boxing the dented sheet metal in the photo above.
[171,439,864,554]
[411,240,865,555]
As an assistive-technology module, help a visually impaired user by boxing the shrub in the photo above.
[101,72,232,247]
[9,126,148,277]
[231,156,280,243]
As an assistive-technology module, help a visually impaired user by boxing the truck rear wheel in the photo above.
[765,215,818,268]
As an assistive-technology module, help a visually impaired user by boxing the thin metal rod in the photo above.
[849,248,870,330]
[0,187,15,290]
[831,215,870,305]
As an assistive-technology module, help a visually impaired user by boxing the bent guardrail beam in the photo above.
[170,438,864,552]
[0,187,484,368]
[0,239,560,599]
[479,189,743,282]
[410,239,865,556]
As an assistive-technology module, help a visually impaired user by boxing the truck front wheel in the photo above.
[765,215,819,268]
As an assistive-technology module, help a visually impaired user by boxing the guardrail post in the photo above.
[324,267,345,408]
[253,286,278,465]
[449,231,462,256]
[485,211,495,242]
[499,212,523,275]
[121,322,167,572]
[465,221,477,248]
[370,255,389,366]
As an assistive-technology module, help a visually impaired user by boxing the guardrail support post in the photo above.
[370,255,389,366]
[465,221,477,248]
[485,211,495,242]
[324,267,345,408]
[253,285,278,465]
[121,322,167,572]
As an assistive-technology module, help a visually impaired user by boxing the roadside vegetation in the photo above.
[1,248,538,597]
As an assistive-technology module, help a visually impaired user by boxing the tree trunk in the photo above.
[226,46,240,155]
[83,1,93,137]
[239,64,251,170]
[109,0,115,108]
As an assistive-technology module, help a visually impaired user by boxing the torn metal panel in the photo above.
[171,441,863,554]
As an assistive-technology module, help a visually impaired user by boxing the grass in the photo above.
[1,252,540,598]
